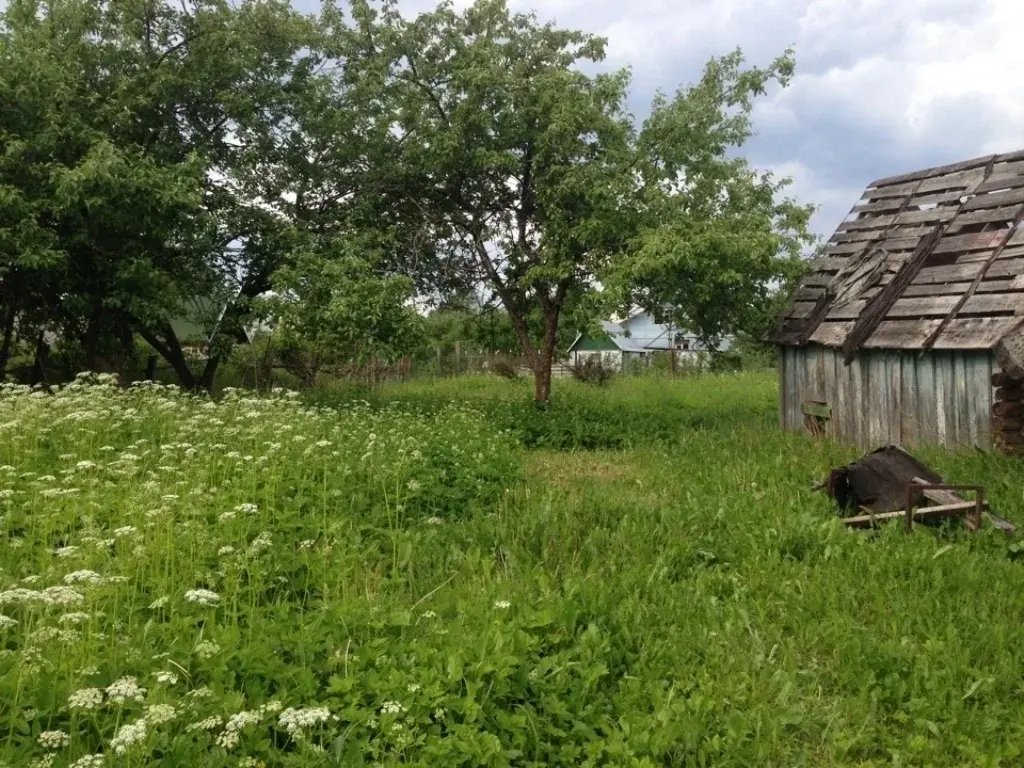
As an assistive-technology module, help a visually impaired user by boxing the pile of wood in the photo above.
[816,444,1016,533]
[992,371,1024,454]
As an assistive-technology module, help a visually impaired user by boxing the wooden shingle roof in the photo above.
[768,149,1024,362]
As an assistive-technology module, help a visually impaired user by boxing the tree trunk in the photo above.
[533,357,552,403]
[199,355,221,392]
[134,321,198,390]
[146,355,158,381]
[30,331,48,386]
[0,303,16,382]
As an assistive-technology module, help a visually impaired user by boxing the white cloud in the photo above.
[757,160,863,243]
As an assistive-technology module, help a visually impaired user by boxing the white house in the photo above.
[566,311,732,370]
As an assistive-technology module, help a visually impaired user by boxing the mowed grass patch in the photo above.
[3,372,1024,765]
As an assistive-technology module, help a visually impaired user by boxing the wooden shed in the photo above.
[766,149,1024,453]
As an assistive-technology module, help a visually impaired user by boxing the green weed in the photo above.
[2,372,1024,766]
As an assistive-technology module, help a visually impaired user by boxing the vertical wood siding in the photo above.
[778,344,995,451]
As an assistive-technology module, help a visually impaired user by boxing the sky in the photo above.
[293,0,1024,243]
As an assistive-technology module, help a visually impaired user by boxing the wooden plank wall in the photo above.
[779,343,995,450]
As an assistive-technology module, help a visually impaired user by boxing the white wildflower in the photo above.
[54,546,80,558]
[236,503,258,514]
[110,719,147,754]
[186,686,213,700]
[246,531,272,556]
[218,511,236,522]
[258,700,282,715]
[0,614,17,629]
[425,516,444,525]
[420,610,437,619]
[407,683,421,693]
[113,526,137,538]
[70,756,105,768]
[184,589,221,606]
[278,706,333,736]
[64,570,103,584]
[148,596,169,609]
[216,730,240,749]
[42,586,85,605]
[38,730,70,749]
[145,703,178,724]
[155,670,178,685]
[493,600,511,610]
[186,715,222,732]
[75,460,97,470]
[106,676,146,703]
[379,701,405,715]
[217,545,236,556]
[194,640,220,659]
[69,687,104,710]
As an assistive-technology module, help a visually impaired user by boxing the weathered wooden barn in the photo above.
[767,149,1024,453]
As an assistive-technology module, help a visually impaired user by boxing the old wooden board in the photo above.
[841,500,988,529]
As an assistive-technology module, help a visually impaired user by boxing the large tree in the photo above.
[0,0,341,388]
[354,0,813,402]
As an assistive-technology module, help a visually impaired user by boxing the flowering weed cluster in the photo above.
[0,374,521,765]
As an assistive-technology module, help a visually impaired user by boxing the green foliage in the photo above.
[5,373,1024,766]
[261,238,424,386]
[603,48,816,347]
[358,0,811,401]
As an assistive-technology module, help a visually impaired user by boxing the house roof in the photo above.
[170,294,251,345]
[567,320,649,353]
[766,149,1024,359]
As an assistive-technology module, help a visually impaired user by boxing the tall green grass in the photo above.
[2,372,1024,766]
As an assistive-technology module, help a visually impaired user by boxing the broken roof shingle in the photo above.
[767,149,1024,358]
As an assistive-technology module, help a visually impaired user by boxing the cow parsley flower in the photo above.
[379,701,405,715]
[38,730,70,749]
[64,570,103,584]
[226,709,262,732]
[145,703,177,724]
[69,756,105,768]
[195,640,220,659]
[155,671,178,685]
[186,715,222,732]
[42,586,85,605]
[184,589,220,606]
[0,614,17,629]
[216,730,240,749]
[110,719,147,754]
[106,676,146,703]
[493,600,511,610]
[69,688,104,710]
[278,706,334,736]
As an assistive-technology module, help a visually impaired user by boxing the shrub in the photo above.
[490,355,521,380]
[568,357,615,386]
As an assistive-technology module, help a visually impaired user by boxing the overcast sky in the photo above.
[294,0,1023,243]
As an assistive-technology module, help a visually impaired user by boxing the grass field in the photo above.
[3,371,1024,766]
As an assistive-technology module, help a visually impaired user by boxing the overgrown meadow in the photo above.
[4,372,1024,767]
